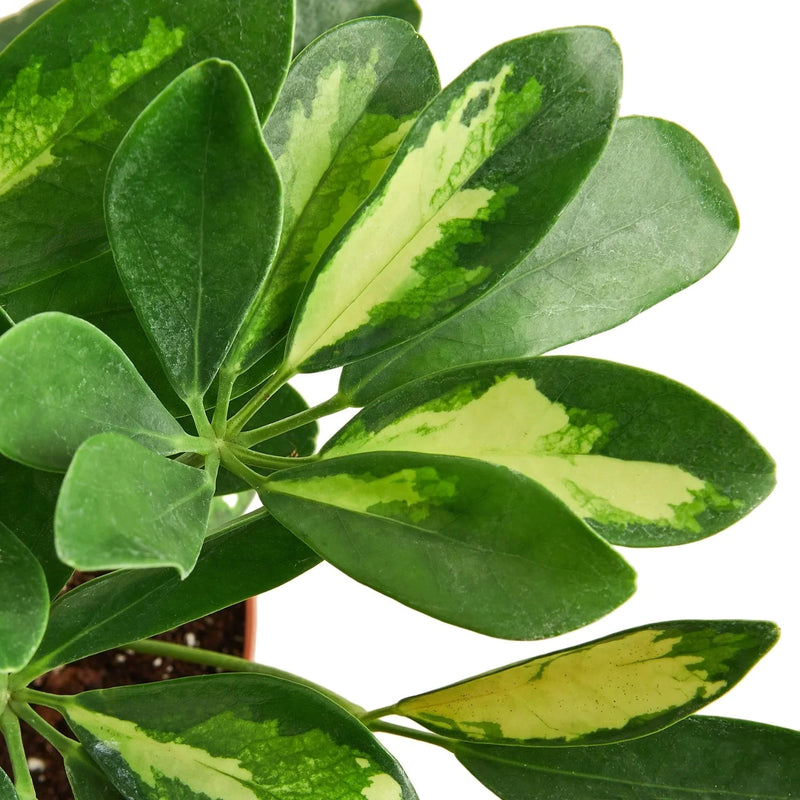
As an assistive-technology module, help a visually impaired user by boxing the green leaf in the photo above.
[0,0,293,292]
[327,357,775,546]
[0,253,183,414]
[261,452,634,639]
[64,747,127,800]
[107,60,282,402]
[208,491,255,528]
[283,27,620,373]
[27,509,319,675]
[455,715,800,800]
[55,433,213,577]
[0,768,18,800]
[0,312,192,471]
[228,16,439,373]
[396,620,778,746]
[215,384,319,495]
[0,522,48,671]
[60,673,418,800]
[0,455,71,596]
[342,115,739,403]
[0,0,60,51]
[293,0,421,54]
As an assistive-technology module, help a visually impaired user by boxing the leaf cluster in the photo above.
[0,1,795,798]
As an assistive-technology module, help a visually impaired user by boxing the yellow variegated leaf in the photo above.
[395,620,778,746]
[324,358,775,546]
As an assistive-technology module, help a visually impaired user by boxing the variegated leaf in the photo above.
[0,522,48,671]
[60,673,418,800]
[340,116,740,404]
[326,358,775,546]
[107,59,282,402]
[456,716,800,800]
[64,747,126,800]
[293,0,421,55]
[395,620,778,746]
[261,452,634,639]
[0,313,193,472]
[227,17,439,374]
[55,433,213,577]
[284,27,621,373]
[0,0,293,291]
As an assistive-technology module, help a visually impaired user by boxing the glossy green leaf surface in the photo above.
[55,434,213,577]
[293,0,421,54]
[62,673,418,800]
[328,357,775,546]
[285,27,621,373]
[228,17,439,373]
[397,620,777,746]
[64,748,126,800]
[0,455,70,596]
[0,522,48,671]
[262,452,634,639]
[0,0,59,51]
[216,384,318,495]
[0,313,192,472]
[341,116,739,403]
[0,253,182,414]
[26,510,319,675]
[0,0,292,292]
[0,769,17,800]
[107,60,282,402]
[456,715,800,799]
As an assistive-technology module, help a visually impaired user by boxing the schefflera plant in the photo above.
[0,0,796,798]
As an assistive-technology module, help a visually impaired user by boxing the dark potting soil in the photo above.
[0,573,246,799]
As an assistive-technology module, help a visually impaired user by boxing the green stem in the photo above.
[0,708,36,799]
[237,393,350,448]
[186,394,215,440]
[10,702,79,757]
[126,639,365,718]
[0,304,15,327]
[212,369,237,437]
[226,366,295,437]
[204,450,221,484]
[226,443,318,471]
[176,451,206,467]
[359,704,400,725]
[219,447,269,490]
[368,720,456,751]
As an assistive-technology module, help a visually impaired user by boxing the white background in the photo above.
[2,1,798,797]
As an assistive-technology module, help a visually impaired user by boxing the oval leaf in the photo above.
[456,715,800,800]
[261,452,635,639]
[27,510,320,675]
[396,620,778,746]
[327,357,775,546]
[107,59,282,402]
[0,313,192,472]
[293,0,421,54]
[60,673,418,800]
[55,433,213,577]
[284,26,621,373]
[227,16,439,373]
[0,522,48,671]
[64,747,127,800]
[0,0,292,291]
[341,115,740,403]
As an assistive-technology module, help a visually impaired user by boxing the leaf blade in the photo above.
[285,26,621,373]
[455,715,800,800]
[0,312,191,471]
[60,673,418,800]
[54,433,213,577]
[397,620,778,746]
[261,452,635,639]
[107,59,283,401]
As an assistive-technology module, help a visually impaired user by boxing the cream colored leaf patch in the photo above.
[326,372,735,534]
[66,707,403,800]
[285,62,542,371]
[0,17,185,195]
[396,622,773,745]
